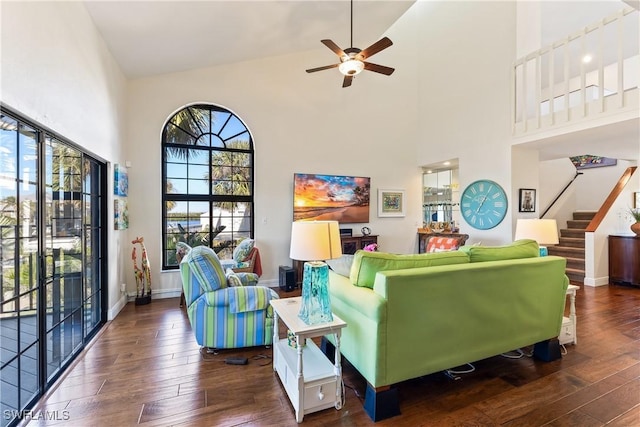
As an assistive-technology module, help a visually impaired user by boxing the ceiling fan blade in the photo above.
[321,39,346,57]
[342,75,353,88]
[306,63,339,73]
[364,62,395,76]
[359,37,393,60]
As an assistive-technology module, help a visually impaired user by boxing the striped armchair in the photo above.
[180,245,278,349]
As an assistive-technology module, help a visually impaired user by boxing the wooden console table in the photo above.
[340,234,378,255]
[608,234,640,287]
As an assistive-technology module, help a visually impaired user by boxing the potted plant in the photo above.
[630,208,640,236]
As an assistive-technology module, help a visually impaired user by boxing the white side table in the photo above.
[270,297,347,423]
[559,284,579,345]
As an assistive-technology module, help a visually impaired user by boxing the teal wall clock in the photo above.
[461,180,508,230]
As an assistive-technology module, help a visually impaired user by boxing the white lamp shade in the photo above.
[290,221,343,261]
[514,219,559,245]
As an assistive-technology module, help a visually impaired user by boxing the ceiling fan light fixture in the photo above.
[339,59,364,76]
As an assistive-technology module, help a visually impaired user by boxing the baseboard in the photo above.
[108,294,127,320]
[584,276,609,287]
[259,278,278,287]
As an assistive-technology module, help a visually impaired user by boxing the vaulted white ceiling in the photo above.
[83,0,415,78]
[83,0,638,162]
[83,0,634,79]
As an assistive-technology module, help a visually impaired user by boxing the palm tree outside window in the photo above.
[162,104,254,269]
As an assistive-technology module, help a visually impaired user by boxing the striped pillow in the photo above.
[186,246,226,292]
[226,269,243,287]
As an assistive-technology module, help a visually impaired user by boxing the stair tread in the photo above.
[549,246,584,251]
[556,255,584,261]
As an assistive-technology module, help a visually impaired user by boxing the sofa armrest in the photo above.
[329,270,386,321]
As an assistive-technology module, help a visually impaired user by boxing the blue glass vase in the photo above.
[298,261,333,324]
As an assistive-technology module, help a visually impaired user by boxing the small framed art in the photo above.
[114,164,128,196]
[518,188,536,212]
[634,192,640,209]
[378,189,405,217]
[114,199,129,230]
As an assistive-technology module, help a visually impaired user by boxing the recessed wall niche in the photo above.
[422,167,460,228]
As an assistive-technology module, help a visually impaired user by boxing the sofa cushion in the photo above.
[233,238,255,262]
[186,245,227,292]
[425,237,460,253]
[459,239,539,262]
[326,254,355,277]
[350,250,470,288]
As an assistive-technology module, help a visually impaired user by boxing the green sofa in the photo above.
[325,239,569,421]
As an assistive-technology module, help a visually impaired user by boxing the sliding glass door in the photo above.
[0,110,107,427]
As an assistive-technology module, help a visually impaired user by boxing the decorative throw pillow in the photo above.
[233,238,255,262]
[226,269,243,287]
[186,246,226,292]
[426,237,460,253]
[235,272,259,286]
[326,254,355,278]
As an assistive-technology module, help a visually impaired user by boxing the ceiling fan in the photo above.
[306,0,395,88]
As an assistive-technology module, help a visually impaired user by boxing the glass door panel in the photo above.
[43,137,84,381]
[0,109,106,427]
[0,116,41,425]
[83,158,102,337]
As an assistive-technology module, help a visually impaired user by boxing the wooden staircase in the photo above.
[547,211,596,283]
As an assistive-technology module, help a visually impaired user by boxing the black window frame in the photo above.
[161,104,255,270]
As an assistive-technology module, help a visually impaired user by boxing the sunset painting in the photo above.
[293,173,370,223]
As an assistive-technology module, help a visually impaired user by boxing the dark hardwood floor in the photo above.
[24,283,639,426]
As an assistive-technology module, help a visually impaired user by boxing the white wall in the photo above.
[1,1,129,318]
[412,1,517,245]
[511,147,540,235]
[539,158,577,229]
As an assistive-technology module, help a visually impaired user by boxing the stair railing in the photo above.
[513,7,638,136]
[585,166,637,232]
[540,171,583,219]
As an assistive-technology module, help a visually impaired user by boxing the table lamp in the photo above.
[514,219,559,256]
[290,220,342,324]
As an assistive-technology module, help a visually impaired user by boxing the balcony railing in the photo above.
[513,8,639,136]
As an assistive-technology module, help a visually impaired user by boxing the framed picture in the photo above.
[518,188,536,212]
[114,199,129,230]
[293,173,370,223]
[114,164,128,196]
[635,192,640,209]
[378,189,405,217]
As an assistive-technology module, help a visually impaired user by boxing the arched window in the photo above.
[162,104,254,269]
